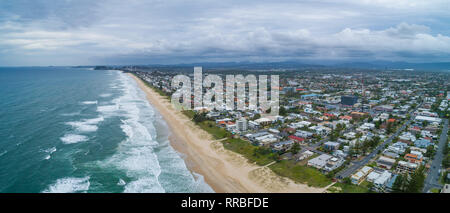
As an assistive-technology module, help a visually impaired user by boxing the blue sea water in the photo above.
[0,67,213,193]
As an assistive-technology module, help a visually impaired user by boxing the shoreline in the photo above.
[128,73,326,193]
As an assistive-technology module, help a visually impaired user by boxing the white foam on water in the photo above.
[99,93,112,98]
[65,116,104,132]
[95,71,213,193]
[154,136,214,192]
[42,147,57,160]
[66,123,98,132]
[60,134,88,144]
[96,104,119,115]
[81,101,98,105]
[117,179,126,186]
[61,112,81,116]
[43,147,57,154]
[43,176,90,193]
[124,177,165,193]
[96,72,165,193]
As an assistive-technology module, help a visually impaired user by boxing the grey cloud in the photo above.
[0,0,450,65]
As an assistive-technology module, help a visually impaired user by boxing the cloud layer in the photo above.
[1,0,450,65]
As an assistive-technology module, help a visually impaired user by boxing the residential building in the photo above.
[298,150,314,161]
[415,115,442,124]
[288,135,305,143]
[373,171,392,192]
[341,95,358,106]
[404,153,423,164]
[396,160,418,174]
[377,156,396,169]
[307,154,333,169]
[324,142,340,151]
[272,140,294,152]
[237,117,247,132]
[351,166,373,185]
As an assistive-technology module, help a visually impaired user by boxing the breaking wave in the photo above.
[43,176,90,193]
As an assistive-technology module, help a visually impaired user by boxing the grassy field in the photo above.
[181,110,195,120]
[268,160,332,187]
[222,138,277,166]
[430,188,441,193]
[329,181,371,193]
[197,121,230,139]
[181,111,229,139]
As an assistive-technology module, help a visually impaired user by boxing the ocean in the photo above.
[0,67,213,193]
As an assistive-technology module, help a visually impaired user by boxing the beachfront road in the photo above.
[423,118,448,193]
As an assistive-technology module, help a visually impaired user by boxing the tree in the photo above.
[415,132,421,139]
[425,145,435,158]
[361,142,369,155]
[386,122,394,134]
[392,174,405,193]
[291,143,300,154]
[193,112,207,123]
[343,177,352,184]
[279,106,287,116]
[253,113,261,119]
[375,119,382,129]
[404,166,426,193]
[443,154,450,168]
[330,130,340,141]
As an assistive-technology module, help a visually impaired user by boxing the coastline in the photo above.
[128,73,327,193]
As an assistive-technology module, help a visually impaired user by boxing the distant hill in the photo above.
[333,61,450,71]
[85,61,450,72]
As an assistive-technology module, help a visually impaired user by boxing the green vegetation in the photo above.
[268,160,332,187]
[279,106,287,116]
[181,110,195,119]
[222,138,278,166]
[290,143,300,154]
[331,181,371,193]
[430,188,441,193]
[198,121,230,139]
[133,74,170,98]
[443,135,450,169]
[391,166,426,193]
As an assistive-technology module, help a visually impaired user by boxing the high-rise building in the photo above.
[341,95,358,106]
[237,118,247,132]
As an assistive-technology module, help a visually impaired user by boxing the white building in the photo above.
[373,171,392,192]
[237,118,247,132]
[298,150,314,161]
[396,160,418,174]
[415,115,442,124]
[366,171,381,182]
[307,154,333,169]
[351,166,373,185]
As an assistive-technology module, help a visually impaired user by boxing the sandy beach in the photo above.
[129,73,327,193]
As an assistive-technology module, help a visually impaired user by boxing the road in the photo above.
[305,136,329,155]
[423,118,448,193]
[335,113,416,179]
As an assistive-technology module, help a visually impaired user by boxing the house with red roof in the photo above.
[339,115,352,120]
[288,135,305,143]
[324,113,336,118]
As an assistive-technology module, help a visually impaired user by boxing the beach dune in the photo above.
[129,73,326,193]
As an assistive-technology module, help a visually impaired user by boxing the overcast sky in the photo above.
[0,0,449,66]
